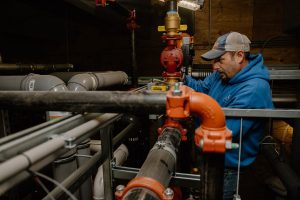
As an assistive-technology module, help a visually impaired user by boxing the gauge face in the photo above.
[123,188,160,200]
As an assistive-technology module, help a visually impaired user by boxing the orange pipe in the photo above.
[189,91,226,130]
[189,90,232,153]
[166,85,231,153]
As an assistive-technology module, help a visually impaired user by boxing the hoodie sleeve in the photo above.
[185,73,216,94]
[225,81,273,138]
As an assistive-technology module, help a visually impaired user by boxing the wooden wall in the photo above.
[193,0,300,66]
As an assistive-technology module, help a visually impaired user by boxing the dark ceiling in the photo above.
[0,0,196,75]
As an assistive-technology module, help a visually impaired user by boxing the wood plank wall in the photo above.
[192,0,300,66]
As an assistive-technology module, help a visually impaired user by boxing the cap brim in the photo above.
[201,49,225,61]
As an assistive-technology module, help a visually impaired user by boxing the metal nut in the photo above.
[164,187,174,197]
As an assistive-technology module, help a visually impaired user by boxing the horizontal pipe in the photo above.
[0,91,166,114]
[44,121,133,200]
[0,113,121,195]
[0,63,73,71]
[0,74,68,91]
[67,71,128,91]
[0,114,72,146]
[0,113,120,184]
[0,113,102,161]
[0,137,65,183]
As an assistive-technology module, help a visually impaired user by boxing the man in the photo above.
[185,32,274,199]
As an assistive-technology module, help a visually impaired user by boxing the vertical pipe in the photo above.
[200,154,224,200]
[291,79,300,176]
[77,139,93,200]
[102,126,114,200]
[168,0,177,12]
[93,144,129,200]
[131,27,138,88]
[53,149,80,198]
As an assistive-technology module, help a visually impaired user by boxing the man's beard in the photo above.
[219,72,230,83]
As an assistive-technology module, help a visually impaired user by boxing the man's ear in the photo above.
[235,51,244,64]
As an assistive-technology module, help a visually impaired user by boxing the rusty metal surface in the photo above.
[0,91,166,114]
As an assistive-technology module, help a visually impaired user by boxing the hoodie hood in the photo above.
[228,54,270,84]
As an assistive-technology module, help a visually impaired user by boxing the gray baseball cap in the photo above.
[201,32,251,61]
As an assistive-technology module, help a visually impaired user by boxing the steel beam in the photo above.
[222,108,300,118]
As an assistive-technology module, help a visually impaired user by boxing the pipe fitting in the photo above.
[68,73,98,91]
[0,74,67,91]
[67,71,128,91]
[21,74,68,91]
[164,187,174,199]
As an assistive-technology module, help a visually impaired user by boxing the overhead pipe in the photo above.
[0,63,73,72]
[0,91,166,114]
[67,71,128,91]
[0,113,120,185]
[115,127,181,200]
[0,74,68,91]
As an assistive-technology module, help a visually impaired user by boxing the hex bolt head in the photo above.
[164,187,174,197]
[172,82,182,96]
[116,185,125,192]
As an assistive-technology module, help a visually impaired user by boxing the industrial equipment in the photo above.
[1,1,300,200]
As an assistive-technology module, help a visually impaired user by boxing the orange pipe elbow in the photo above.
[189,91,232,153]
[189,91,226,129]
[166,85,232,153]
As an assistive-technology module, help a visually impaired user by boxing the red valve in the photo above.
[160,46,183,73]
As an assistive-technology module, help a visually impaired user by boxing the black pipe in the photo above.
[200,153,225,200]
[262,143,300,200]
[112,115,139,148]
[123,127,181,200]
[0,91,166,114]
[131,26,138,88]
[0,63,73,72]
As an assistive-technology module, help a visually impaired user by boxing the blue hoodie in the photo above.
[185,54,274,168]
